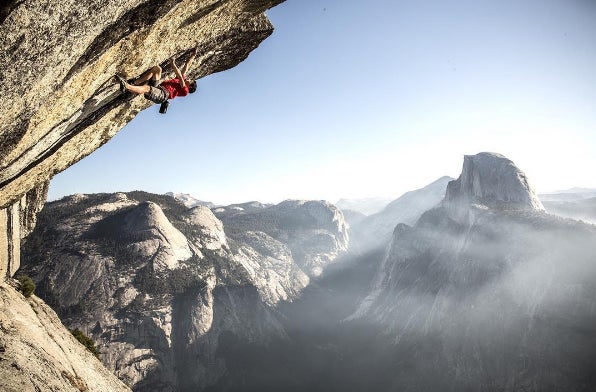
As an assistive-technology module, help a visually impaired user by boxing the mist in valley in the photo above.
[211,207,596,392]
[19,159,596,392]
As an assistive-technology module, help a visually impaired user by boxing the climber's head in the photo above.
[188,80,198,94]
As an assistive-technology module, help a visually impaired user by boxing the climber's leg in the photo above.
[115,75,150,95]
[124,83,151,95]
[134,65,162,86]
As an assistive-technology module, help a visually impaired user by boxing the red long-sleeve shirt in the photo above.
[160,78,189,99]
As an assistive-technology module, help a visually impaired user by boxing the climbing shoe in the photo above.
[114,74,127,93]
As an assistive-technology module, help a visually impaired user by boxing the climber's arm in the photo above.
[169,57,185,88]
[181,48,197,76]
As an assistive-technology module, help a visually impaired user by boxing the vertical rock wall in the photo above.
[0,182,48,279]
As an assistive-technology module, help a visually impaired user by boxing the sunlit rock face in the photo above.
[350,153,596,391]
[0,0,284,278]
[216,199,349,277]
[21,192,347,390]
[124,201,194,271]
[0,281,131,392]
[182,205,229,253]
[0,0,282,208]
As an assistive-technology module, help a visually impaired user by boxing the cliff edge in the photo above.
[0,281,130,391]
[0,0,284,278]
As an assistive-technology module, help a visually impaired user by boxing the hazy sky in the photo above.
[48,0,596,205]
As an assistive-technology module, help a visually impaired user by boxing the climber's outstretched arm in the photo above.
[169,57,185,88]
[181,48,197,76]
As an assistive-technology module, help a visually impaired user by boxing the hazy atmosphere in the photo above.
[3,1,596,391]
[48,0,596,205]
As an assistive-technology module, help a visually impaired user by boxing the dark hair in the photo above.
[188,80,197,94]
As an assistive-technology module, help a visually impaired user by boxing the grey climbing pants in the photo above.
[144,85,168,104]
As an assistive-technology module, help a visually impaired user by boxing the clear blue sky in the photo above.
[49,0,596,205]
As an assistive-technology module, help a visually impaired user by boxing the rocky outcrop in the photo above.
[0,182,48,279]
[0,0,283,279]
[0,281,130,392]
[21,192,347,390]
[123,201,193,270]
[444,152,545,213]
[216,199,349,277]
[183,205,228,251]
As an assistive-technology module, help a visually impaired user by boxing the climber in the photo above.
[115,48,198,105]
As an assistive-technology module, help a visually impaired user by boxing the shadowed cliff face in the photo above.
[0,0,284,278]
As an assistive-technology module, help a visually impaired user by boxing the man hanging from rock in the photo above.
[115,48,198,106]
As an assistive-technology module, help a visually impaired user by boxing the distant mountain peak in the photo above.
[165,192,215,209]
[335,197,392,215]
[445,152,544,211]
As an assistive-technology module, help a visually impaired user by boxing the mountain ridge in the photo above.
[348,152,596,391]
[350,176,453,250]
[21,191,348,391]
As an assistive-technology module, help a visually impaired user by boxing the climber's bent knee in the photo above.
[152,65,162,79]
